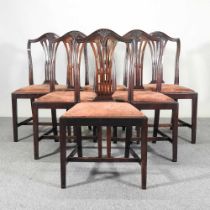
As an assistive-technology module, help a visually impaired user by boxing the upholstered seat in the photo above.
[36,91,97,103]
[62,102,144,118]
[83,85,93,91]
[144,84,194,93]
[14,84,67,94]
[83,84,127,91]
[112,90,175,103]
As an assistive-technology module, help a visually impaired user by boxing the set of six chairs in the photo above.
[11,29,198,189]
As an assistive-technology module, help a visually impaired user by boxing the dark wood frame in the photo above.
[12,33,59,142]
[150,31,198,144]
[59,29,148,189]
[60,113,148,189]
[32,31,89,159]
[123,30,179,162]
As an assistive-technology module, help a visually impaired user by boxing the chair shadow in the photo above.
[66,161,210,190]
[39,145,76,160]
[67,162,140,188]
[147,144,172,162]
[17,133,34,141]
[39,147,60,159]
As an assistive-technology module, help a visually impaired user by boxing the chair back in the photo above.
[150,31,181,85]
[50,31,87,100]
[77,29,131,101]
[123,29,163,101]
[27,33,59,85]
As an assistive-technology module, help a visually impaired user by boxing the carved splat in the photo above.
[27,33,59,86]
[50,31,86,93]
[123,30,163,95]
[150,31,180,85]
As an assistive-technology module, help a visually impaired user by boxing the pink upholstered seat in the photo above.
[112,90,174,103]
[144,84,194,93]
[36,91,97,103]
[83,85,127,91]
[62,102,144,118]
[14,84,67,94]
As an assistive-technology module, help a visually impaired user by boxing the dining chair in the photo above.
[112,30,179,162]
[32,31,96,159]
[59,28,148,189]
[11,33,67,142]
[145,31,198,144]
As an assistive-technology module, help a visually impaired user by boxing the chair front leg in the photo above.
[113,126,117,143]
[12,94,18,142]
[51,108,58,141]
[60,121,67,188]
[32,105,39,160]
[153,109,160,143]
[141,121,148,190]
[191,94,198,144]
[125,126,132,158]
[76,126,82,157]
[172,105,178,162]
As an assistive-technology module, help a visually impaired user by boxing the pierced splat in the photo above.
[123,30,163,94]
[150,31,180,85]
[27,33,59,86]
[77,29,130,100]
[91,38,117,99]
[50,31,87,95]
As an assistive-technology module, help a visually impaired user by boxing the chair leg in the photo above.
[60,121,66,188]
[141,121,148,190]
[76,126,82,157]
[153,109,160,143]
[32,106,39,160]
[12,94,18,142]
[113,126,117,143]
[65,109,71,142]
[93,126,97,142]
[172,105,178,162]
[51,109,58,141]
[30,98,34,107]
[107,126,111,158]
[170,99,178,130]
[97,126,102,158]
[191,94,198,144]
[125,126,132,158]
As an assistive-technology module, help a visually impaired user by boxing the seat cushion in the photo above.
[116,85,127,91]
[14,84,67,94]
[112,90,174,103]
[144,84,194,93]
[62,102,144,118]
[82,85,127,91]
[36,91,97,103]
[82,85,93,91]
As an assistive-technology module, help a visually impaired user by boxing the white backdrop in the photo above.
[0,0,210,117]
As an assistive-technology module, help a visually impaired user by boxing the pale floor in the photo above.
[0,118,209,210]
